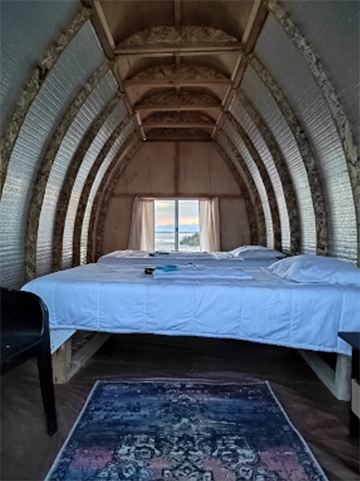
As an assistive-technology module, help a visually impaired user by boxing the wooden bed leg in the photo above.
[334,354,351,401]
[299,350,351,401]
[52,338,72,384]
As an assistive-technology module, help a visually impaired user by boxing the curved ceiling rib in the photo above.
[52,94,123,272]
[269,0,359,263]
[221,118,273,248]
[216,131,266,246]
[0,7,91,197]
[214,142,259,246]
[91,137,142,261]
[0,16,105,289]
[25,62,110,281]
[73,117,134,267]
[235,90,300,254]
[35,69,117,279]
[248,54,329,255]
[226,111,281,251]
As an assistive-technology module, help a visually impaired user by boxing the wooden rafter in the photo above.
[143,122,215,129]
[123,78,231,88]
[211,0,268,138]
[136,105,221,113]
[114,42,243,56]
[86,0,115,59]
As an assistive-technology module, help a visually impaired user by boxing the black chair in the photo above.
[1,287,58,435]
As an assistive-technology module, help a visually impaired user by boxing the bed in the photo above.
[21,253,360,399]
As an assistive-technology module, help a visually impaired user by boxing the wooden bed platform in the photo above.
[50,329,351,401]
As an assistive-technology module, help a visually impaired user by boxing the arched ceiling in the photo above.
[0,0,359,289]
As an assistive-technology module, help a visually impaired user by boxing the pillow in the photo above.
[230,245,286,259]
[268,254,360,287]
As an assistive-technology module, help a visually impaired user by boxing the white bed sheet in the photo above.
[22,262,359,355]
[97,250,277,268]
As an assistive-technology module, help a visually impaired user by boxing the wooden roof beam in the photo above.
[143,122,215,129]
[123,79,231,88]
[212,0,268,138]
[114,42,243,56]
[136,105,221,113]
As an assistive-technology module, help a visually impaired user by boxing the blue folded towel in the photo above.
[155,265,179,272]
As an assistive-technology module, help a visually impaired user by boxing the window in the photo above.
[154,199,200,252]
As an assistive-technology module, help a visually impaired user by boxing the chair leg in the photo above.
[37,351,58,436]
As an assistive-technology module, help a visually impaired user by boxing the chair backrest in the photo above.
[0,288,47,337]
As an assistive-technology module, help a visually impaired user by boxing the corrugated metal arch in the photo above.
[0,6,91,197]
[52,94,122,271]
[225,111,281,251]
[72,116,135,266]
[269,0,359,263]
[248,54,329,255]
[236,89,300,254]
[25,62,110,281]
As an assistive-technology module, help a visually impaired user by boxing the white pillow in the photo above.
[231,245,286,259]
[268,254,360,287]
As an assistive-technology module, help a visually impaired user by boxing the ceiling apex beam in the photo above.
[143,122,215,129]
[114,42,243,56]
[136,105,221,113]
[123,79,231,88]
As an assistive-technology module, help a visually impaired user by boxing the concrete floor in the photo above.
[1,334,359,481]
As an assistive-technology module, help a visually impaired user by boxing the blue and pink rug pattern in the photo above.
[46,381,328,481]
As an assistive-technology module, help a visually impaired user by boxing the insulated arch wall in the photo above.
[28,63,110,281]
[222,118,272,247]
[240,64,317,255]
[0,19,105,289]
[216,131,264,245]
[53,93,125,271]
[229,92,293,254]
[76,120,136,266]
[257,5,358,263]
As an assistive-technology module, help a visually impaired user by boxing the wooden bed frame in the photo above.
[50,329,351,401]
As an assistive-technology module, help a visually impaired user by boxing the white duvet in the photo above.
[21,262,359,355]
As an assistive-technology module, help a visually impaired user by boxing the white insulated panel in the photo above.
[36,71,118,277]
[230,94,290,252]
[0,22,105,288]
[80,122,134,264]
[241,65,316,255]
[223,118,274,248]
[62,101,128,270]
[255,13,357,261]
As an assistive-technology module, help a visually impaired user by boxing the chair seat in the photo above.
[1,335,42,364]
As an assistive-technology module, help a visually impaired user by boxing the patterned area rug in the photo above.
[46,381,328,481]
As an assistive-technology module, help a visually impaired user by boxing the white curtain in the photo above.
[128,197,155,251]
[199,197,220,252]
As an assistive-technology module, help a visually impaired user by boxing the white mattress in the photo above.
[21,262,359,355]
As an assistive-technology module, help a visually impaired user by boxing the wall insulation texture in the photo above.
[36,70,116,278]
[102,141,250,255]
[61,99,127,270]
[80,122,134,265]
[241,64,316,255]
[222,117,274,248]
[255,12,357,262]
[229,94,291,253]
[282,0,359,148]
[0,21,105,289]
[0,0,78,127]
